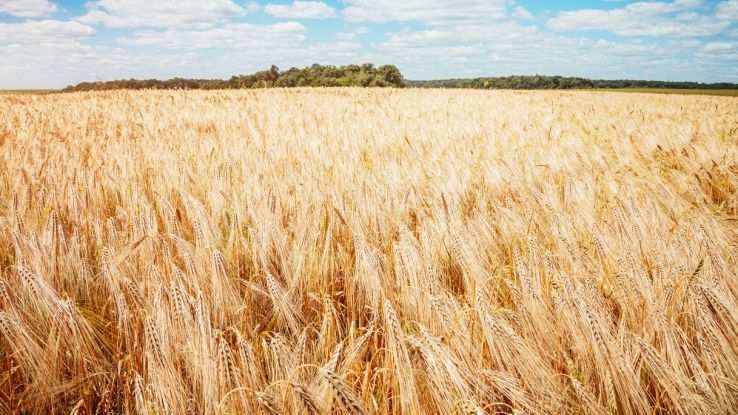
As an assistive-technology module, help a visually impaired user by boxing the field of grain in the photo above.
[592,88,738,97]
[1,89,737,414]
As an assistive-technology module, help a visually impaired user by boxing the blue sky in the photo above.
[0,0,736,88]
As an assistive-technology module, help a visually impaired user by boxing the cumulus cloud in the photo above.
[701,41,737,53]
[512,6,534,20]
[366,18,735,82]
[302,41,362,60]
[77,0,255,28]
[0,44,21,53]
[547,0,732,37]
[336,26,369,41]
[264,1,336,19]
[118,22,308,49]
[0,0,57,17]
[1,0,737,88]
[716,0,738,20]
[0,20,95,44]
[343,0,507,25]
[0,44,200,89]
[0,19,114,89]
[696,41,738,75]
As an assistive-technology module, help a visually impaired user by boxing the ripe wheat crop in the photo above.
[1,88,737,414]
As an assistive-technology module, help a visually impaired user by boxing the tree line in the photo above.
[63,64,405,91]
[62,64,737,92]
[406,75,738,90]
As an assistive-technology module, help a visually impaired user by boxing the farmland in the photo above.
[1,88,737,414]
[591,89,738,97]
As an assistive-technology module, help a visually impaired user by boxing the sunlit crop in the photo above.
[1,88,737,414]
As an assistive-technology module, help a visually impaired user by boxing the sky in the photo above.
[0,0,737,88]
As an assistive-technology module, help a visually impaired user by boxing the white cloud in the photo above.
[0,44,21,53]
[303,41,362,59]
[76,0,254,28]
[695,41,738,71]
[676,12,700,21]
[512,5,534,20]
[548,1,731,37]
[384,28,454,45]
[336,26,369,41]
[0,19,114,89]
[0,43,202,89]
[343,0,507,25]
[335,33,353,41]
[716,0,738,20]
[701,41,736,53]
[365,19,737,82]
[118,22,308,49]
[0,13,356,88]
[0,20,95,44]
[0,0,57,17]
[1,0,736,88]
[264,1,335,19]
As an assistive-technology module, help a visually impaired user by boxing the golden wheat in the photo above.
[0,88,737,414]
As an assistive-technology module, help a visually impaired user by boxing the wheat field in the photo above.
[0,89,737,414]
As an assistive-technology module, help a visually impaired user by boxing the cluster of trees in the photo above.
[63,66,737,92]
[406,75,738,90]
[63,64,405,91]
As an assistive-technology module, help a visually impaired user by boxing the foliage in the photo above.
[62,63,406,91]
[407,75,738,90]
[62,66,738,93]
